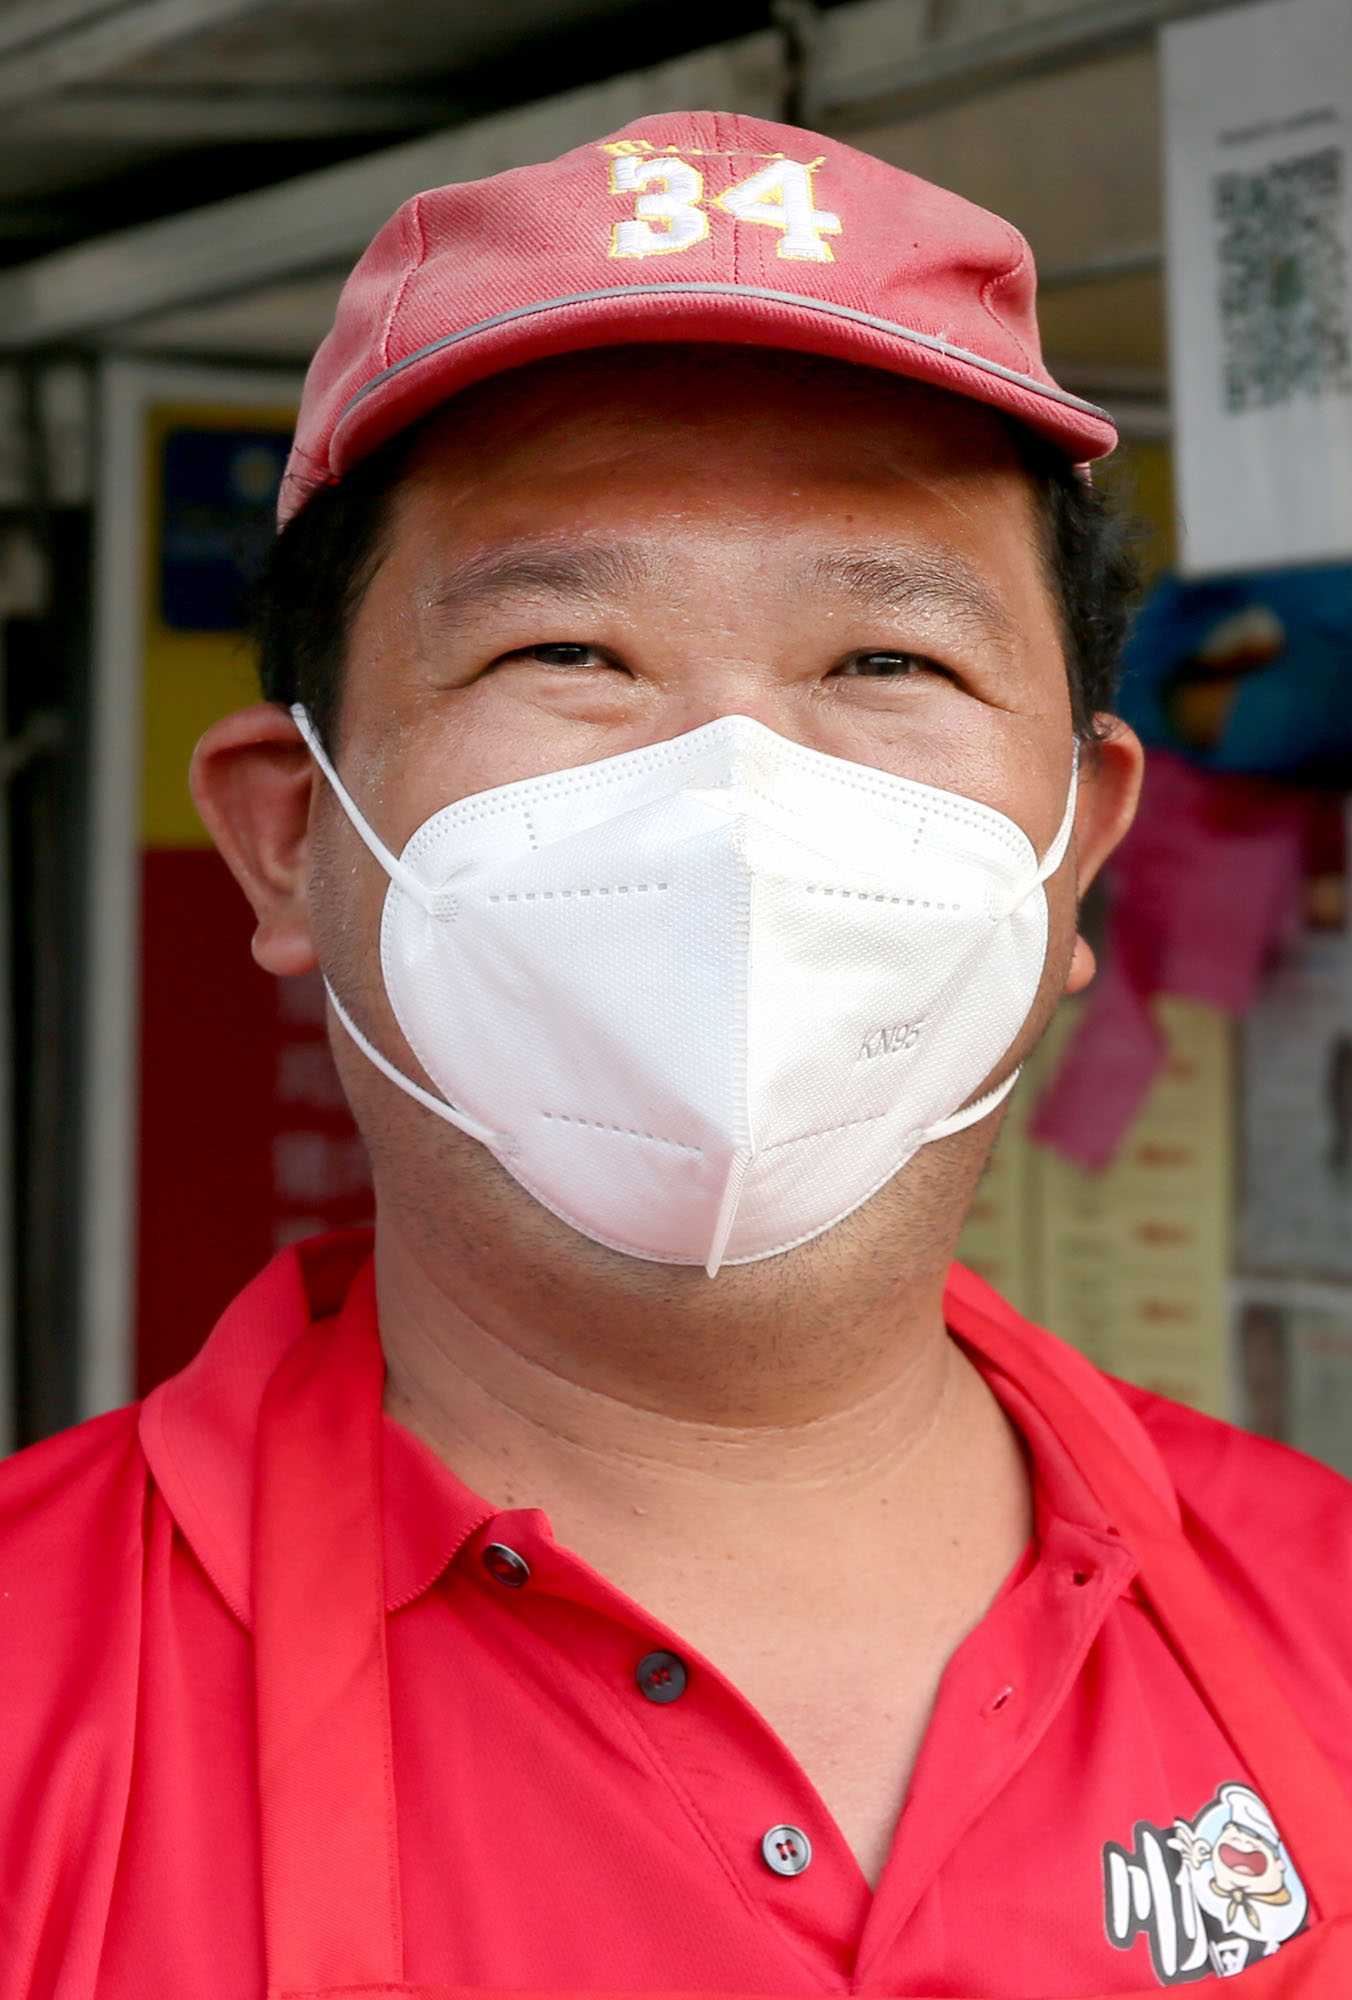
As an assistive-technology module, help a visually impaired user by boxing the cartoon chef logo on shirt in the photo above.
[1103,1783,1308,1983]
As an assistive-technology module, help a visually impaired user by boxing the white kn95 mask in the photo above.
[293,708,1077,1276]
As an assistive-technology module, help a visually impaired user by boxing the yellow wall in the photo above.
[140,402,295,850]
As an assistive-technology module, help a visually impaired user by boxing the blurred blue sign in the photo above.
[158,426,289,632]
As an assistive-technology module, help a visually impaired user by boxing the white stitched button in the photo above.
[761,1825,812,1876]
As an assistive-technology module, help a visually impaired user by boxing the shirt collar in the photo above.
[141,1233,1174,1632]
[141,1231,491,1627]
[943,1261,1180,1530]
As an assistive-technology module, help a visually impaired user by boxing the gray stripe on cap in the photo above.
[337,282,1113,430]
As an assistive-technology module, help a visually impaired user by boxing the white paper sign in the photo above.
[1163,0,1352,575]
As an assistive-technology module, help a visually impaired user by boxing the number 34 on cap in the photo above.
[605,151,842,263]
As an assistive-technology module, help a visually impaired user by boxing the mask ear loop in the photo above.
[919,1063,1022,1145]
[997,743,1080,923]
[1032,741,1080,889]
[290,704,438,912]
[290,704,508,1154]
[324,983,505,1151]
[924,742,1081,1147]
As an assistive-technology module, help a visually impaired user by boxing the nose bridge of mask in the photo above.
[718,717,1080,905]
[295,703,1074,895]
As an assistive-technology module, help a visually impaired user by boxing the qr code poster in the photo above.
[1215,148,1351,416]
[1164,0,1352,576]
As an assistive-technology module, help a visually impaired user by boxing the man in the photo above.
[5,110,1352,2000]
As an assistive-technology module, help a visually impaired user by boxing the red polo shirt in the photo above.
[4,1231,1352,1999]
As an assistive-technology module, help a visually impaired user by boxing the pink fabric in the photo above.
[280,109,1116,522]
[1032,752,1309,1170]
[8,1238,1352,1994]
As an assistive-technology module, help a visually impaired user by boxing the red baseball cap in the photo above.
[279,108,1116,524]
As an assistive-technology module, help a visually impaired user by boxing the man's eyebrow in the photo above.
[426,541,661,613]
[805,550,1017,643]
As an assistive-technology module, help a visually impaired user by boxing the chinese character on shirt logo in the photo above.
[1103,1782,1308,1982]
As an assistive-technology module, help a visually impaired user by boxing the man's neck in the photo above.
[374,1126,1022,1576]
[380,1222,955,1527]
[374,1161,1034,1887]
[378,1156,954,1482]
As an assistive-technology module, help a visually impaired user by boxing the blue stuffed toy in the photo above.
[1117,566,1352,784]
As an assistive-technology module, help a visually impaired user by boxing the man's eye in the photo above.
[834,651,938,678]
[518,643,598,667]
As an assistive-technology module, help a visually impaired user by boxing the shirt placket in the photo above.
[382,1373,1141,1992]
[457,1510,873,1987]
[854,1513,1137,1986]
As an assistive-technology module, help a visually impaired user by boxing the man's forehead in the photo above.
[365,353,1042,641]
[381,348,1030,564]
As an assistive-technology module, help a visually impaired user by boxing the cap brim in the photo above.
[283,282,1116,522]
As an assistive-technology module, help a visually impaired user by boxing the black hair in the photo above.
[1008,423,1141,739]
[255,425,420,752]
[255,405,1138,749]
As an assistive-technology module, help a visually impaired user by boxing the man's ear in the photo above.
[1064,715,1145,997]
[189,703,320,977]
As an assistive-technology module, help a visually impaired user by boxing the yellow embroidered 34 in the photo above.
[608,155,707,258]
[609,155,841,262]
